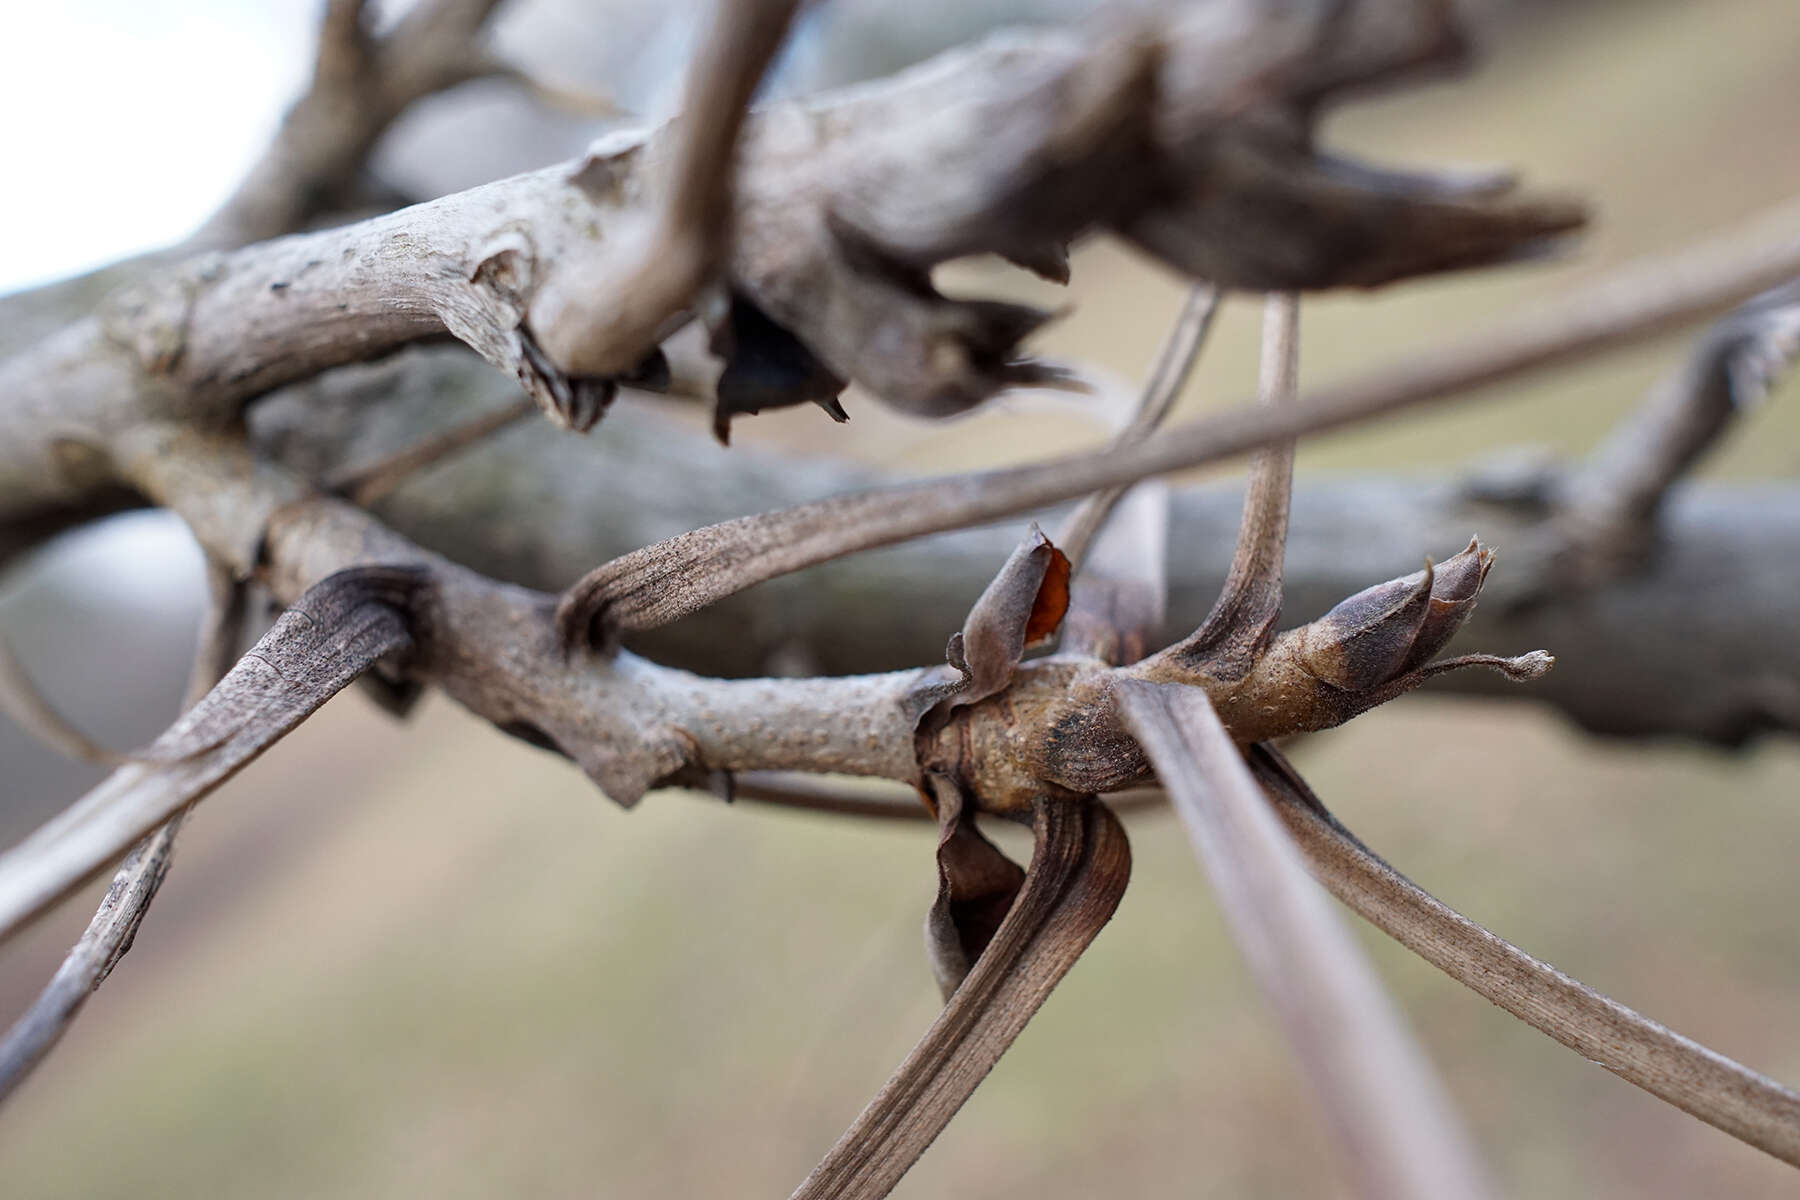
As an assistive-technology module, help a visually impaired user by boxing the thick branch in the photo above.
[528,0,802,378]
[0,0,1582,498]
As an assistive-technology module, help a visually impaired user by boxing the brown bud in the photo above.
[1401,537,1496,673]
[1299,559,1435,690]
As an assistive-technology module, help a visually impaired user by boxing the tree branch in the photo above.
[1535,276,1800,588]
[192,0,514,249]
[0,0,1583,510]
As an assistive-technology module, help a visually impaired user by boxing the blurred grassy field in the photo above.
[4,1,1800,1197]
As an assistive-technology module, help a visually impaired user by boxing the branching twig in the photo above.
[0,560,246,1103]
[1250,744,1800,1168]
[1118,681,1495,1200]
[1541,276,1800,584]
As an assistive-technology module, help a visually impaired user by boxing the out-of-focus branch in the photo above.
[1251,744,1800,1168]
[192,0,516,248]
[325,395,536,506]
[0,636,127,767]
[1535,276,1800,585]
[0,561,246,1104]
[1119,682,1494,1200]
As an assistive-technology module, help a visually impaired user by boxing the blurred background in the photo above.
[2,0,1799,1196]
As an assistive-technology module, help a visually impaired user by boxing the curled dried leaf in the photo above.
[1126,140,1586,292]
[0,564,425,943]
[908,525,1070,731]
[790,797,1129,1200]
[923,776,1026,1000]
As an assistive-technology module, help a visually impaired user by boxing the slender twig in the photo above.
[0,634,126,766]
[475,59,625,119]
[0,561,246,1104]
[727,772,933,822]
[1059,285,1219,665]
[326,396,536,506]
[1057,284,1222,568]
[194,0,513,248]
[559,195,1800,646]
[721,772,1168,822]
[1161,292,1299,678]
[1119,681,1495,1200]
[1250,743,1800,1167]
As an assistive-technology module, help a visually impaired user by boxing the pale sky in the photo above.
[0,1,316,291]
